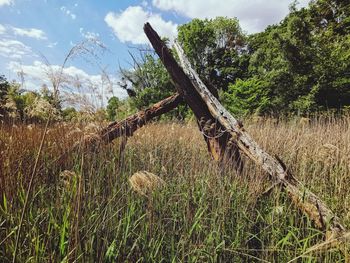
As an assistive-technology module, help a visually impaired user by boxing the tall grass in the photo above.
[0,115,349,262]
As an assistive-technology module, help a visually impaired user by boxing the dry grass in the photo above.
[129,171,165,196]
[0,115,349,262]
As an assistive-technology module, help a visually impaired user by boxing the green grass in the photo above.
[0,117,349,262]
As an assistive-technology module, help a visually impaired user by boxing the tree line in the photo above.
[116,0,350,119]
[1,0,349,123]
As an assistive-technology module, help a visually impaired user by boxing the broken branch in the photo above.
[100,93,182,143]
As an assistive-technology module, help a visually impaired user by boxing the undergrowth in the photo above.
[0,116,349,262]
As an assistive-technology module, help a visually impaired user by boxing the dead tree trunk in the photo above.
[144,23,347,238]
[143,23,243,173]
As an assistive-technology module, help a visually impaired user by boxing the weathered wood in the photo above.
[143,22,243,172]
[142,22,346,237]
[100,93,182,143]
[71,93,182,153]
[172,41,347,236]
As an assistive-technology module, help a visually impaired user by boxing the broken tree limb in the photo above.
[73,93,182,153]
[99,93,182,143]
[54,93,183,169]
[172,41,347,236]
[142,22,346,237]
[143,23,243,173]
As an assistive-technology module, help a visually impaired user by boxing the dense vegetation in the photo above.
[0,75,106,123]
[1,117,350,262]
[120,0,350,118]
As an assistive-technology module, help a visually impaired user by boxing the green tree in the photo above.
[225,1,350,115]
[0,75,10,119]
[3,82,26,120]
[223,77,271,116]
[40,84,61,110]
[62,107,78,121]
[118,1,350,117]
[106,96,120,121]
[178,17,249,94]
[121,54,188,120]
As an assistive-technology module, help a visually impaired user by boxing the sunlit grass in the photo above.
[0,115,349,262]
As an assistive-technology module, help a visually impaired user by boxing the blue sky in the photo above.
[0,0,311,107]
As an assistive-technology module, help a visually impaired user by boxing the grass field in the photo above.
[1,115,350,262]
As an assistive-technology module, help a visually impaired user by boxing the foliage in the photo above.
[219,1,350,115]
[106,96,120,121]
[3,0,350,121]
[178,17,248,94]
[114,2,349,118]
[62,107,78,121]
[0,75,10,117]
[121,54,188,120]
[3,82,26,119]
[26,97,62,121]
[223,77,271,116]
[0,76,65,122]
[125,54,174,109]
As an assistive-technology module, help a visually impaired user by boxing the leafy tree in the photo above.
[106,96,120,121]
[178,17,249,94]
[123,54,174,108]
[40,84,61,111]
[3,82,26,119]
[0,75,10,119]
[224,1,350,115]
[121,54,188,119]
[25,97,61,121]
[117,1,350,117]
[62,107,78,121]
[223,77,272,116]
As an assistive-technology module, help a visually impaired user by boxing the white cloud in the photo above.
[8,60,98,87]
[105,6,177,45]
[0,24,6,34]
[60,6,77,20]
[0,39,33,59]
[79,27,100,40]
[152,0,311,33]
[47,42,57,48]
[0,0,13,7]
[7,61,128,101]
[12,26,47,40]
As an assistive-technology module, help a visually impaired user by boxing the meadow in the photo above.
[1,115,350,262]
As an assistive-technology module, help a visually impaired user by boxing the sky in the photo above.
[0,0,311,106]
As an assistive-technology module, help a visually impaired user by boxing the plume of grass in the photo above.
[129,171,165,197]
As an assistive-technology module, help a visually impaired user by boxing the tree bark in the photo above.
[143,22,243,173]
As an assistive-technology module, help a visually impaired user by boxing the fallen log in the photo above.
[100,93,182,143]
[143,22,348,238]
